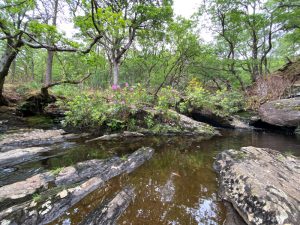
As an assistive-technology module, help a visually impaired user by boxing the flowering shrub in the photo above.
[63,83,153,130]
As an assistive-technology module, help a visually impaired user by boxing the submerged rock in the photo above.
[214,146,300,225]
[0,147,154,224]
[258,97,300,128]
[80,186,135,225]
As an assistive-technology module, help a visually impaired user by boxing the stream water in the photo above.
[1,123,300,224]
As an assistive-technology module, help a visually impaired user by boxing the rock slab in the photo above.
[80,186,135,225]
[214,146,300,225]
[259,97,300,127]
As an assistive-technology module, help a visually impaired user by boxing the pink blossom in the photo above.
[130,87,134,91]
[111,84,118,90]
[125,82,129,87]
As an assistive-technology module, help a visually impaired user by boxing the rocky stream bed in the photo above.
[0,108,299,225]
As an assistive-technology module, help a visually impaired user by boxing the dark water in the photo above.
[33,130,299,225]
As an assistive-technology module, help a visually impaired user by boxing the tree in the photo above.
[203,0,283,82]
[0,0,101,105]
[76,0,173,85]
[0,0,33,105]
[41,0,59,86]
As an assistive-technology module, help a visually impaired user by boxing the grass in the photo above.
[120,155,128,161]
[50,167,64,176]
[32,193,42,203]
[283,150,294,157]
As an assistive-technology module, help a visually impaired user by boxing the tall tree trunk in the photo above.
[44,50,54,86]
[31,55,35,80]
[112,60,120,85]
[11,59,16,82]
[251,31,259,82]
[44,0,59,86]
[0,43,20,105]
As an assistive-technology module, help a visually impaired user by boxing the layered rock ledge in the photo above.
[214,146,300,225]
[0,147,154,225]
[0,129,87,151]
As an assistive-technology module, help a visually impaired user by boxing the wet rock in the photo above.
[80,186,135,225]
[0,172,54,200]
[86,131,144,143]
[258,97,300,128]
[0,147,52,168]
[189,108,233,128]
[228,116,250,129]
[141,109,217,136]
[172,110,217,135]
[0,129,85,151]
[189,109,250,129]
[0,147,154,224]
[214,146,300,225]
[223,201,247,225]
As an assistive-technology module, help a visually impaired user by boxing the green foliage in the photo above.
[63,85,153,130]
[156,86,181,111]
[145,114,155,128]
[185,78,245,116]
[15,81,40,95]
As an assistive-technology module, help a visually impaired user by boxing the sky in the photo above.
[173,0,214,42]
[59,0,213,42]
[173,0,201,18]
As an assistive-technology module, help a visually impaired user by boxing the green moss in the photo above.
[234,151,247,160]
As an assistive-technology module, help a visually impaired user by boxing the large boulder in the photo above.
[189,108,250,129]
[214,146,300,225]
[258,97,300,128]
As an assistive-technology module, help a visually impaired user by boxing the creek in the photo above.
[1,118,299,225]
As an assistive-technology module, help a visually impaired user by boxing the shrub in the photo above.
[185,78,245,116]
[62,84,153,130]
[156,86,181,111]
